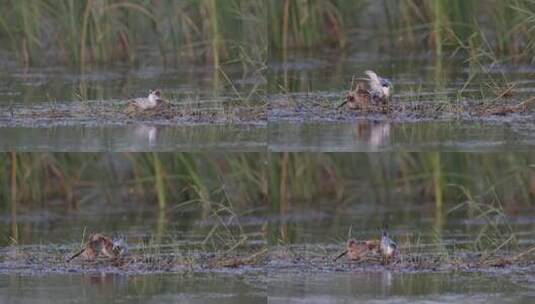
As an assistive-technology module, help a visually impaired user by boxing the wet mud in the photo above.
[268,244,535,275]
[0,99,266,128]
[269,92,535,125]
[0,244,267,275]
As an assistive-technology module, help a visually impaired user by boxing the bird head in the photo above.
[148,89,162,103]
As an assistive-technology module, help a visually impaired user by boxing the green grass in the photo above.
[269,152,535,215]
[267,0,535,62]
[1,153,268,211]
[0,0,266,68]
[1,0,532,68]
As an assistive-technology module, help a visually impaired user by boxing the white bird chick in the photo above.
[134,90,164,110]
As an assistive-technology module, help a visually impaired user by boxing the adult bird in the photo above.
[339,70,392,109]
[379,230,397,264]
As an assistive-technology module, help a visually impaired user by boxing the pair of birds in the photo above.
[339,70,392,109]
[336,230,397,263]
[67,233,129,262]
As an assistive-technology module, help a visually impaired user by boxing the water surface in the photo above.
[0,124,265,151]
[0,273,265,304]
[268,271,534,304]
[269,120,535,152]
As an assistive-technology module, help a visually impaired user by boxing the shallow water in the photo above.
[268,271,534,304]
[0,272,265,304]
[270,196,535,247]
[269,120,535,152]
[0,124,265,151]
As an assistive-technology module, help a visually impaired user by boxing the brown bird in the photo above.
[334,238,381,262]
[68,234,128,262]
[338,70,392,110]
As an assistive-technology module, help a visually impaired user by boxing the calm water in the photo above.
[0,273,265,304]
[268,271,534,304]
[0,124,265,152]
[269,121,535,152]
[0,202,265,247]
[269,196,535,246]
[3,271,532,304]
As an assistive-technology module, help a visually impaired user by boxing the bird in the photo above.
[365,70,392,103]
[67,233,128,262]
[338,70,392,110]
[128,89,166,111]
[379,230,397,263]
[334,238,380,261]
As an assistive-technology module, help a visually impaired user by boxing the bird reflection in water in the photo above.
[134,124,158,147]
[355,121,391,148]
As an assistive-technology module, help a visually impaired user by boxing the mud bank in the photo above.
[0,99,266,128]
[269,92,535,124]
[0,245,267,275]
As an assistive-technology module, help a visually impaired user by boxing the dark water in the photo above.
[271,202,535,248]
[268,271,534,304]
[0,124,265,152]
[269,120,535,152]
[0,57,261,105]
[0,273,265,304]
[0,202,265,247]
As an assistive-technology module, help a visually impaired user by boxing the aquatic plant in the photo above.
[0,0,266,68]
[268,153,535,244]
[268,0,365,55]
[0,153,267,210]
[267,0,535,62]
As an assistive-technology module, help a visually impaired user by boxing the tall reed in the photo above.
[269,153,535,213]
[0,0,266,68]
[267,0,535,62]
[0,153,267,212]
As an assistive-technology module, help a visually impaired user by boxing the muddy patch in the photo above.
[268,244,535,276]
[269,92,535,124]
[0,99,266,128]
[0,244,267,275]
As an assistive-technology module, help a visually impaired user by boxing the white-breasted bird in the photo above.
[339,70,392,109]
